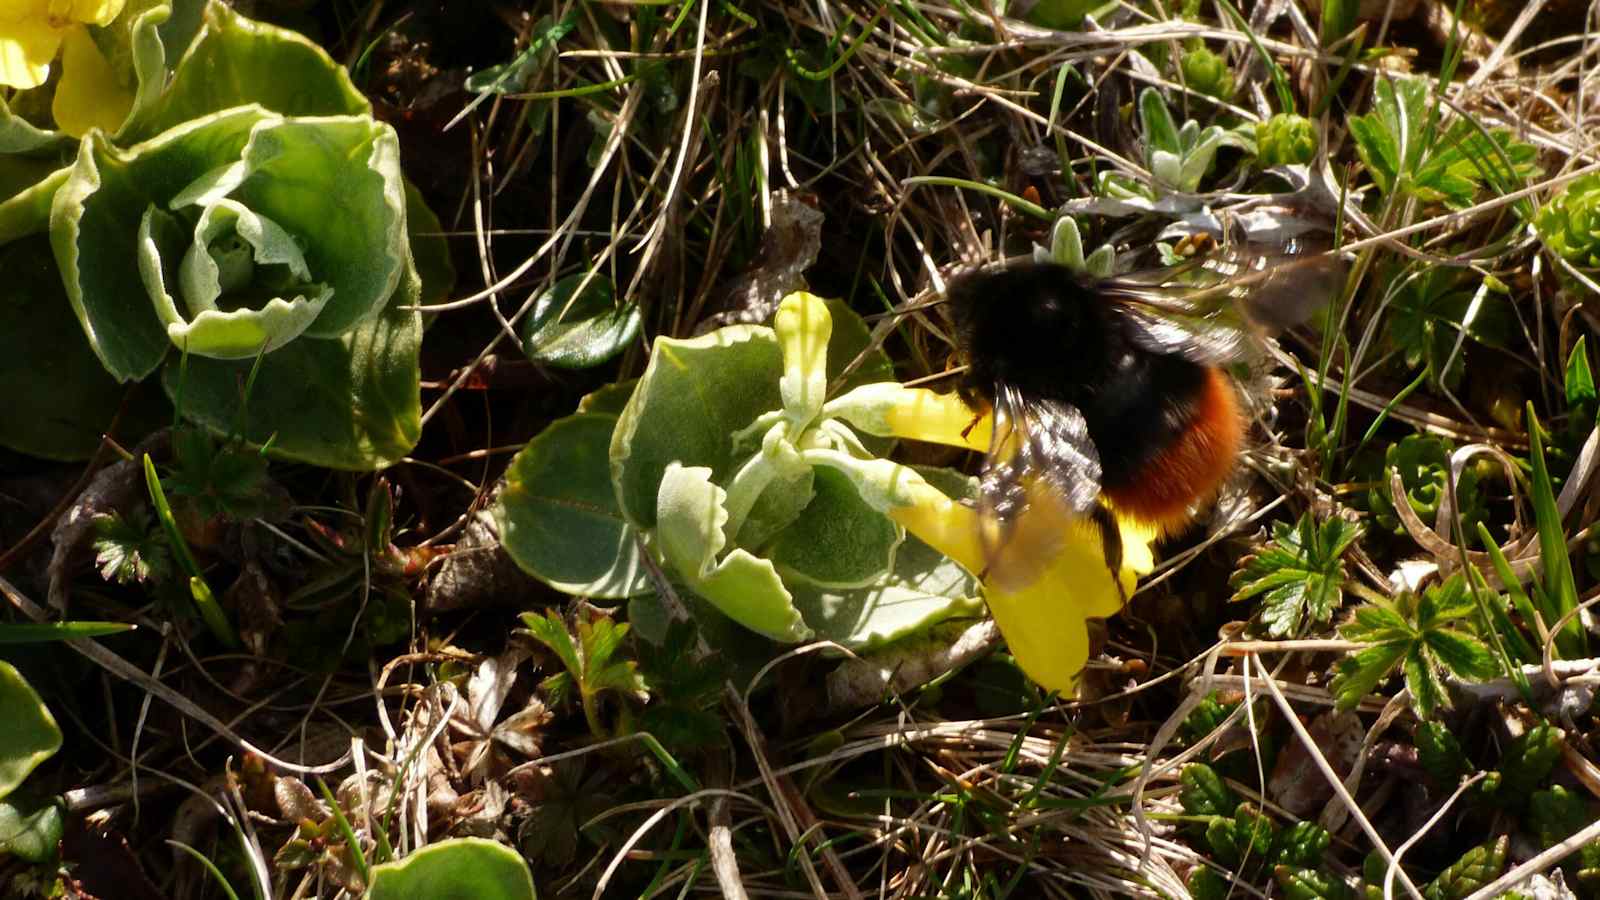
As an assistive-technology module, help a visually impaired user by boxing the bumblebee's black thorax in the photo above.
[949,263,1210,492]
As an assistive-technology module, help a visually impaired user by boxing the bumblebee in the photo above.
[946,249,1344,592]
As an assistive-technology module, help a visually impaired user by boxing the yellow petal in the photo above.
[51,26,132,136]
[884,387,992,451]
[0,16,63,90]
[983,515,1153,694]
[984,580,1094,695]
[52,0,125,27]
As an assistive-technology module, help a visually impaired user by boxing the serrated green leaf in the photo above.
[1403,646,1448,719]
[519,610,583,680]
[1423,835,1506,900]
[1276,866,1351,900]
[1232,514,1357,638]
[1180,764,1236,817]
[92,508,171,585]
[1421,629,1497,680]
[1330,643,1408,710]
[1415,721,1471,787]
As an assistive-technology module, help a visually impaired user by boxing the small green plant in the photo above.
[1349,76,1539,209]
[0,1,455,469]
[1361,435,1488,539]
[1536,172,1600,269]
[1330,575,1498,719]
[1135,87,1254,194]
[1180,47,1235,99]
[1383,264,1512,392]
[519,609,646,738]
[1230,513,1361,638]
[496,292,1157,694]
[1033,216,1116,277]
[91,507,172,586]
[1257,113,1318,166]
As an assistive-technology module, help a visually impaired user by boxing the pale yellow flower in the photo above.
[1,0,132,136]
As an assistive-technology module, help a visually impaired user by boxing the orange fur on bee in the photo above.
[1102,366,1243,533]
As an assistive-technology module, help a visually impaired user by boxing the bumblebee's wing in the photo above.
[1101,251,1347,365]
[976,384,1102,593]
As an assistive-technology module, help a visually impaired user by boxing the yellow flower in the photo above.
[819,383,1158,694]
[1,0,132,136]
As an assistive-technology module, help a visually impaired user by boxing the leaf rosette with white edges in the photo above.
[53,105,412,378]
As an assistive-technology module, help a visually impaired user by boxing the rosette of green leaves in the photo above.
[1361,435,1486,538]
[1256,113,1317,166]
[57,108,408,371]
[1537,173,1600,269]
[0,1,451,468]
[495,295,982,651]
[1138,88,1254,194]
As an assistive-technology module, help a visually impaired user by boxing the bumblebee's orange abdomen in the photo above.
[1101,366,1243,532]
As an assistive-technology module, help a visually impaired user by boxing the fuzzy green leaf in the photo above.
[495,413,651,599]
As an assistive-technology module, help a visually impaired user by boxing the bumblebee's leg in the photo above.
[1090,504,1127,604]
[955,383,989,440]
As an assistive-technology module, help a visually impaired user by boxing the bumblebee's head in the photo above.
[947,263,1105,395]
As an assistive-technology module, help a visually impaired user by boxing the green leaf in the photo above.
[464,14,576,95]
[495,413,650,598]
[125,0,369,141]
[1231,514,1359,638]
[0,235,168,459]
[368,837,537,900]
[1333,576,1492,719]
[767,465,900,588]
[1330,642,1409,710]
[519,610,583,685]
[0,622,135,643]
[1180,763,1236,817]
[0,662,62,801]
[610,325,785,529]
[166,296,422,470]
[1275,822,1331,868]
[1139,88,1181,157]
[1207,805,1277,867]
[55,105,412,381]
[654,463,810,642]
[1414,721,1471,787]
[404,181,456,308]
[92,508,172,585]
[0,794,65,863]
[520,272,640,369]
[1189,866,1232,900]
[1494,722,1561,802]
[1525,406,1586,657]
[1275,866,1351,900]
[1423,836,1506,900]
[1528,787,1600,872]
[783,465,981,648]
